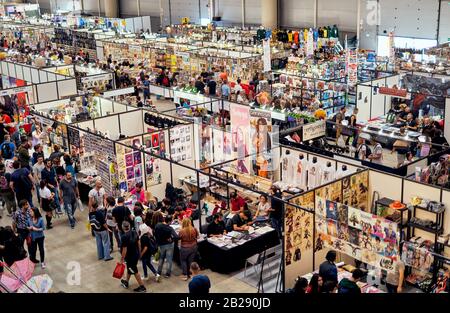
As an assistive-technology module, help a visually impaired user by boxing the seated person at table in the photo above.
[130,182,147,204]
[159,199,173,215]
[207,213,226,237]
[404,113,418,131]
[230,192,246,212]
[230,210,252,232]
[397,106,412,123]
[254,195,271,220]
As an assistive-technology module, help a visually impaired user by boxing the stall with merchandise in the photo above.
[284,167,450,293]
[0,22,53,49]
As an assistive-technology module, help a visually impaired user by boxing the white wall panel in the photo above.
[281,0,315,28]
[438,0,450,43]
[317,0,358,31]
[378,0,439,39]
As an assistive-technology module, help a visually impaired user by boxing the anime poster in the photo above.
[200,124,213,168]
[401,242,434,272]
[212,128,225,163]
[284,204,313,267]
[292,192,315,211]
[347,206,362,229]
[336,203,348,224]
[249,109,273,178]
[343,171,369,211]
[326,200,338,220]
[315,196,327,218]
[230,103,250,174]
[327,219,338,237]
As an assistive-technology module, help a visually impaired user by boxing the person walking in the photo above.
[88,179,106,213]
[179,218,199,281]
[120,221,146,292]
[139,223,161,282]
[32,155,45,202]
[154,215,178,278]
[10,160,34,207]
[0,135,15,160]
[59,172,80,229]
[105,196,120,252]
[41,159,61,214]
[39,180,55,229]
[188,262,211,294]
[89,202,113,261]
[27,207,46,268]
[0,163,16,217]
[12,200,31,251]
[16,138,31,170]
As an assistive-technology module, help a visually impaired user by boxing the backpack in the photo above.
[147,234,158,255]
[0,174,9,191]
[162,76,170,87]
[355,144,371,159]
[1,143,13,159]
[89,211,103,231]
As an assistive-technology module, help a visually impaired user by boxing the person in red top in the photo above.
[130,182,147,205]
[230,192,246,212]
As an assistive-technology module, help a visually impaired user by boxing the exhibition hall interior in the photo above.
[0,0,449,296]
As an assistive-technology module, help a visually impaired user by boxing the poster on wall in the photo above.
[316,199,400,272]
[249,110,273,179]
[285,194,314,267]
[347,49,358,86]
[230,103,250,174]
[342,171,369,211]
[143,133,163,187]
[117,138,144,192]
[315,180,342,203]
[169,124,192,162]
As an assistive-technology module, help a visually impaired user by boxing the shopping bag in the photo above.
[154,248,161,262]
[86,221,91,232]
[77,199,84,212]
[112,262,125,279]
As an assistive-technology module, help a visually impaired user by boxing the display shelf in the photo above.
[414,205,446,215]
[407,221,443,235]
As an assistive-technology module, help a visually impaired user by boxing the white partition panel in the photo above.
[76,120,95,132]
[16,66,24,80]
[356,85,372,121]
[119,110,144,136]
[1,62,8,75]
[31,68,40,84]
[57,79,77,98]
[8,63,16,79]
[36,82,58,103]
[39,70,48,83]
[368,170,403,209]
[98,98,114,116]
[94,115,120,139]
[441,189,450,238]
[113,101,128,113]
[23,67,32,83]
[402,179,442,241]
[371,78,387,119]
[47,72,56,82]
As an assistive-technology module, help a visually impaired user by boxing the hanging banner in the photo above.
[263,39,271,72]
[347,49,358,86]
[249,109,273,179]
[388,32,395,66]
[302,120,326,141]
[306,29,314,57]
[379,87,408,98]
[230,103,251,174]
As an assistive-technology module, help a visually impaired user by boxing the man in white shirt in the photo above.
[369,137,383,165]
[234,78,243,94]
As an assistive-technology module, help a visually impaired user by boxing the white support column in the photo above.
[356,0,361,49]
[242,0,245,29]
[313,0,318,28]
[261,0,277,29]
[104,0,118,18]
[137,0,141,16]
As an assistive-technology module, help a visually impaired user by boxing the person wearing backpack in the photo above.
[139,223,161,282]
[0,135,16,160]
[355,137,371,161]
[10,161,35,207]
[0,163,16,217]
[368,137,384,165]
[89,201,113,262]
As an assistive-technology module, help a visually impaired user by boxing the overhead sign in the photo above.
[302,120,326,141]
[379,87,408,98]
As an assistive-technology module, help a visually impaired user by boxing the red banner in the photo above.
[379,87,408,98]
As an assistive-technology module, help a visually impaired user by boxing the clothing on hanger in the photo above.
[294,156,308,190]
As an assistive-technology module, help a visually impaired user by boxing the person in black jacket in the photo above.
[154,215,178,278]
[338,268,363,294]
[319,250,338,284]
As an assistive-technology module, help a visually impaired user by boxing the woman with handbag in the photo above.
[39,180,55,229]
[139,223,161,282]
[27,207,46,268]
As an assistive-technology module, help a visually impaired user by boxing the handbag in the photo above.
[112,262,125,279]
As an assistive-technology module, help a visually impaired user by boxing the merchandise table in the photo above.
[196,226,280,274]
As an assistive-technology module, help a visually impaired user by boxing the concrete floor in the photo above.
[0,208,256,293]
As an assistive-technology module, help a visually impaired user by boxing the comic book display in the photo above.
[342,171,369,211]
[285,192,314,267]
[316,197,400,272]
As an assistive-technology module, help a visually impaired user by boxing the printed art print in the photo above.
[230,103,250,174]
[249,110,273,178]
[343,171,369,211]
[284,203,313,267]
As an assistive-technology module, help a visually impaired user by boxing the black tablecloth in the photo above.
[195,230,280,274]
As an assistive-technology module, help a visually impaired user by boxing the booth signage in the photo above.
[379,87,408,98]
[0,86,32,96]
[103,87,135,98]
[302,120,326,141]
